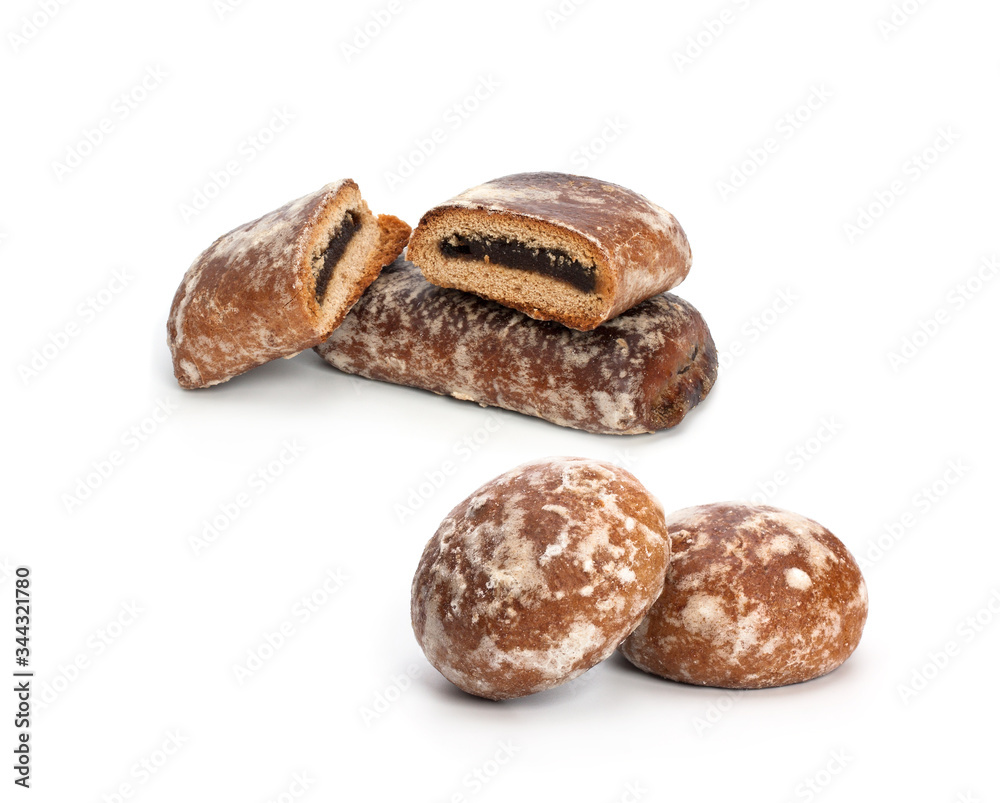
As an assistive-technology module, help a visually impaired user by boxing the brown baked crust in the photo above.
[620,503,869,689]
[411,457,670,700]
[315,260,716,435]
[373,214,413,275]
[166,180,410,389]
[406,172,692,331]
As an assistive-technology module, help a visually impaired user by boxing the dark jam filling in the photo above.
[439,234,596,293]
[315,211,361,304]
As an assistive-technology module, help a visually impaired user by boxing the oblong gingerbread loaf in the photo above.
[315,259,717,435]
[407,172,692,331]
[167,179,410,389]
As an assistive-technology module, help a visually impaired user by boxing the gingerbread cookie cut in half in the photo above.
[407,172,692,331]
[167,179,411,389]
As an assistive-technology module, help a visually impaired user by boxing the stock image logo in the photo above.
[51,67,168,181]
[842,127,960,244]
[340,0,404,62]
[672,0,758,72]
[393,413,503,523]
[897,587,1000,705]
[60,400,179,513]
[33,601,144,715]
[177,107,296,222]
[886,256,997,371]
[717,85,833,201]
[383,76,501,191]
[859,459,970,570]
[189,440,306,556]
[231,569,349,685]
[8,0,73,53]
[717,288,798,370]
[18,269,133,385]
[97,731,189,803]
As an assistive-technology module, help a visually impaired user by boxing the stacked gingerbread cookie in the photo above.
[167,173,717,436]
[319,172,716,435]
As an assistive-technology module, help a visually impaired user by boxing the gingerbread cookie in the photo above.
[167,180,410,388]
[621,503,868,689]
[407,172,691,330]
[316,260,716,435]
[411,457,670,700]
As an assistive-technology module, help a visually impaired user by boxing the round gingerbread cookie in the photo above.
[411,457,670,700]
[620,502,868,689]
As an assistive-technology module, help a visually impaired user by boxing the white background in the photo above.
[3,0,999,801]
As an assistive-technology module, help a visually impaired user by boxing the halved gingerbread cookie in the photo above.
[407,172,691,330]
[167,179,410,389]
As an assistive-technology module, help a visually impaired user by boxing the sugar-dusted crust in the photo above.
[315,260,716,435]
[407,172,692,330]
[411,457,669,700]
[620,503,869,689]
[167,180,410,389]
